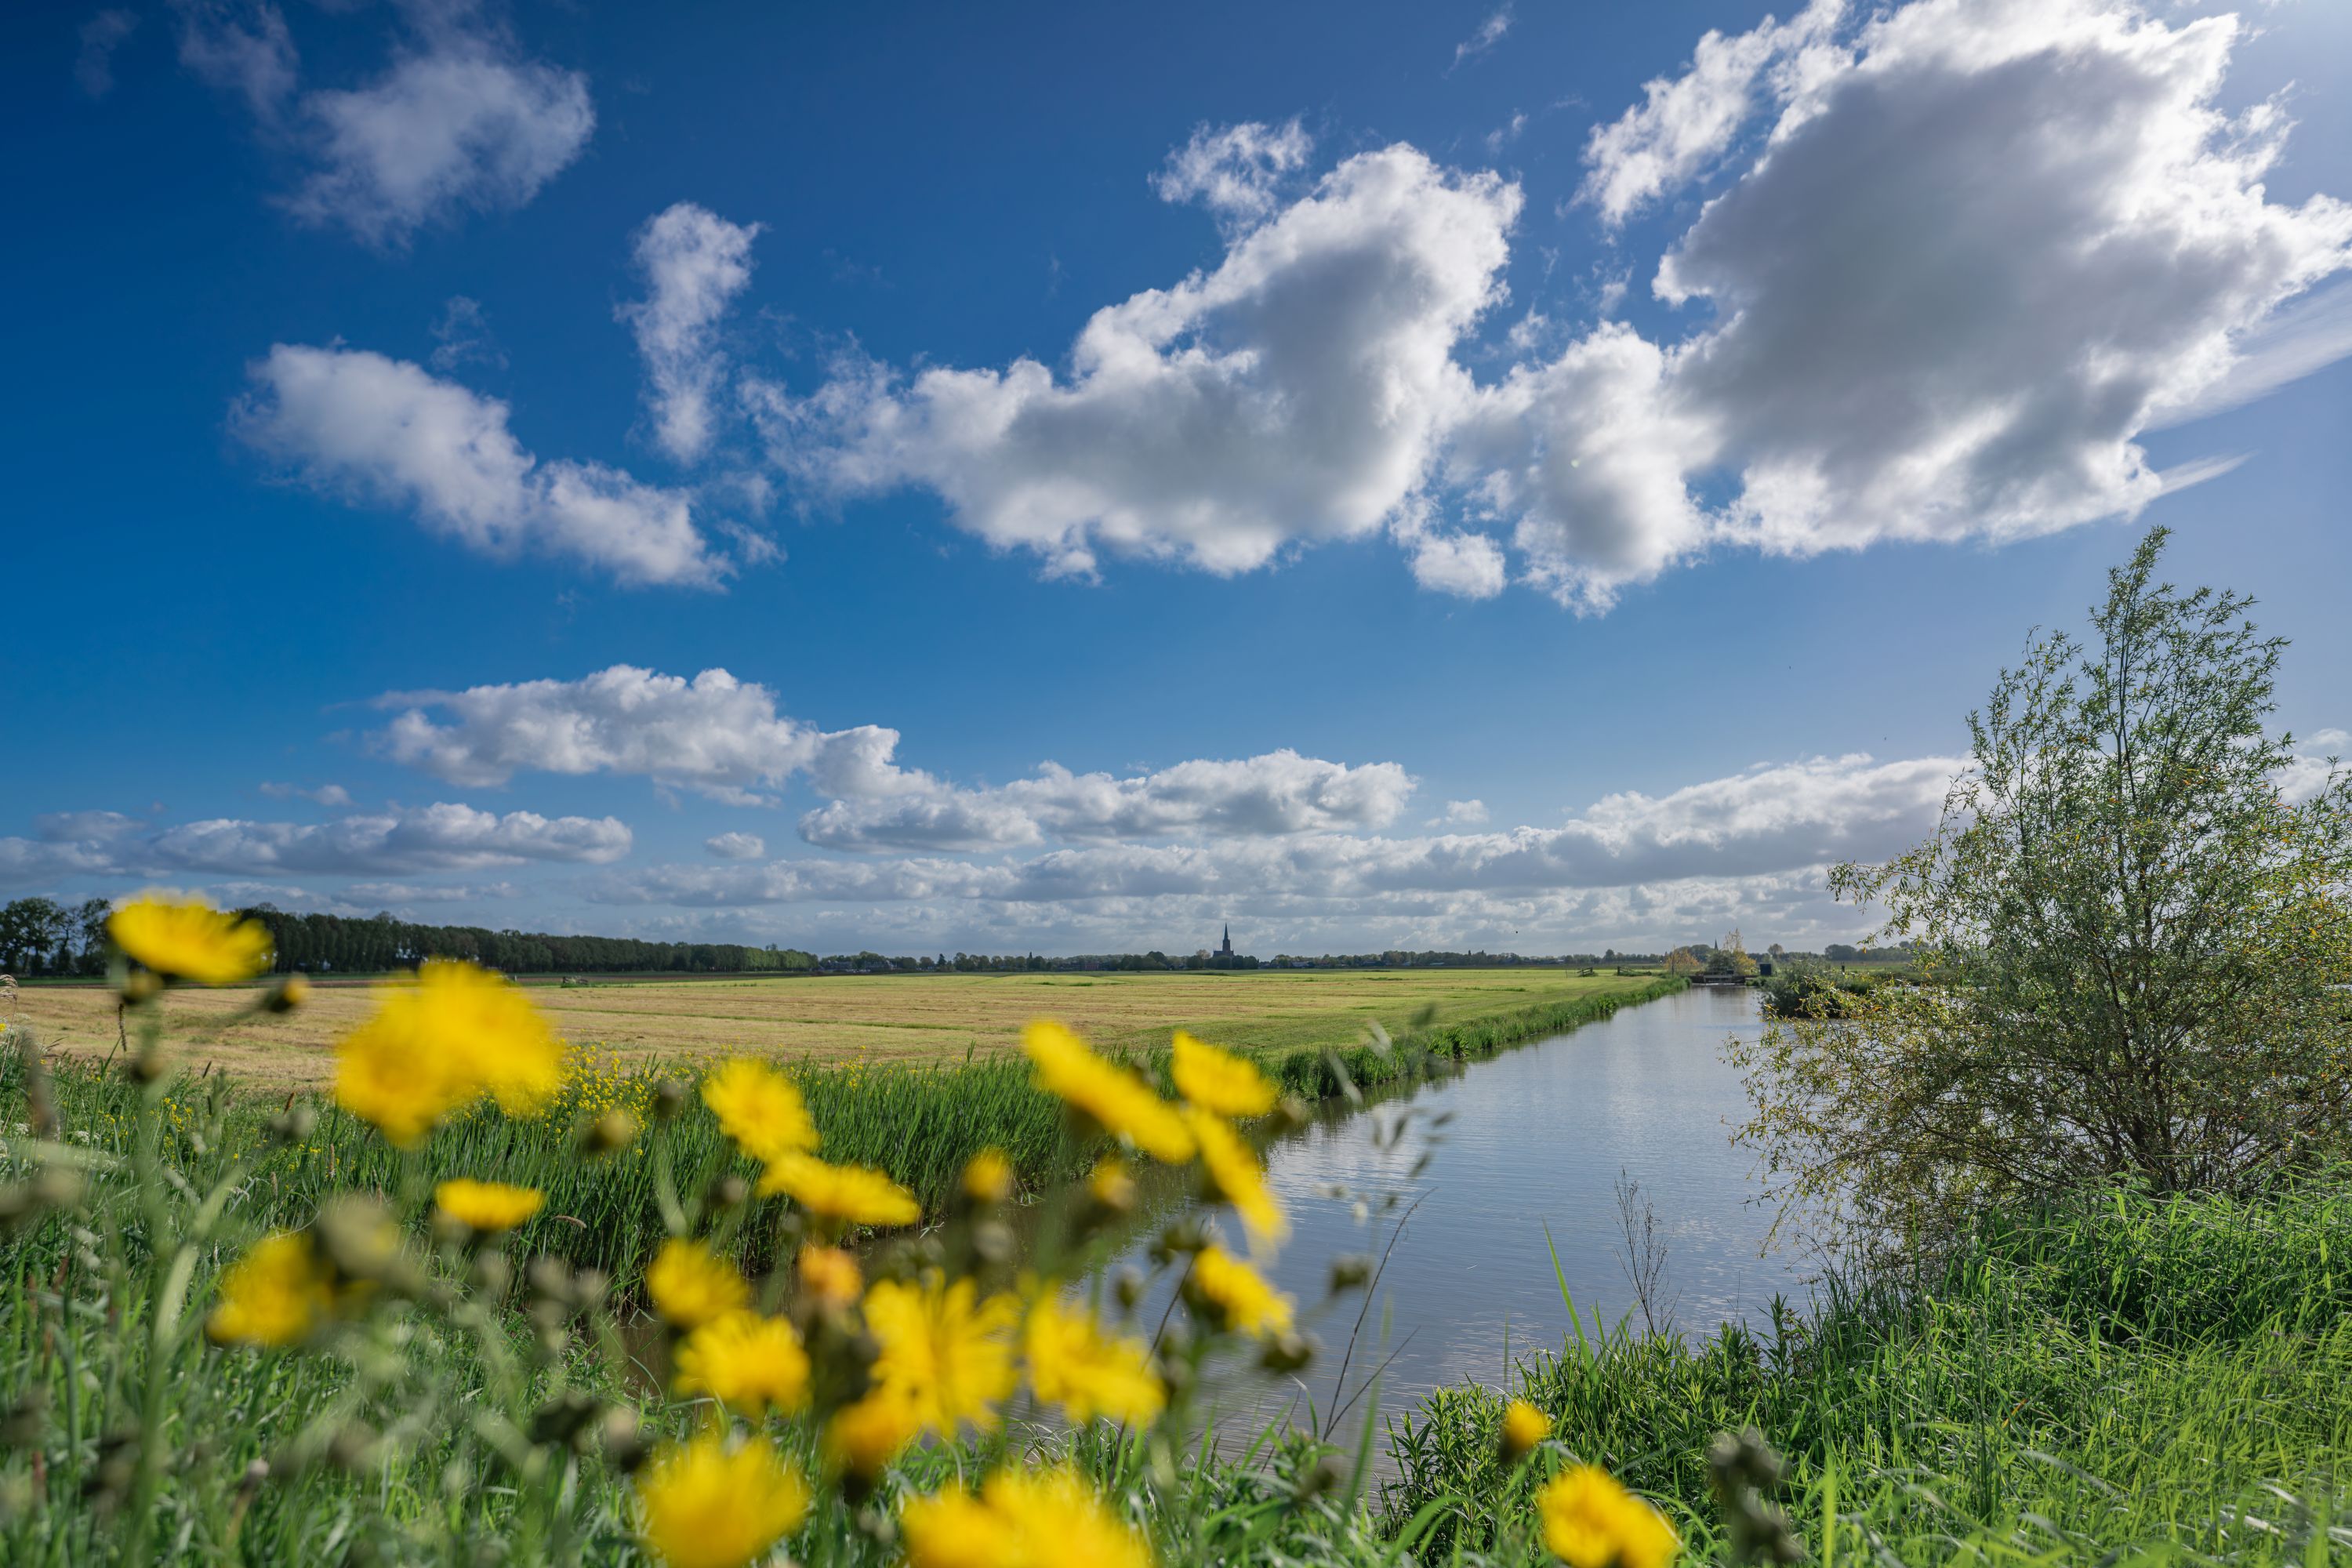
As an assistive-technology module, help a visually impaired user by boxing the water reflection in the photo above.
[1093,985,1795,1428]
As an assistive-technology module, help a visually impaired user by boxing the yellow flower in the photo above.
[963,1147,1015,1205]
[1024,1295,1164,1427]
[757,1152,919,1228]
[1185,1107,1287,1250]
[206,1231,337,1347]
[1171,1030,1277,1119]
[332,960,564,1148]
[673,1311,810,1417]
[1186,1245,1292,1338]
[645,1238,752,1330]
[1537,1465,1679,1568]
[1022,1021,1194,1163]
[1087,1156,1137,1214]
[1502,1399,1552,1462]
[824,1385,923,1479]
[864,1273,1019,1436]
[633,1430,810,1568]
[433,1178,544,1233]
[699,1058,818,1163]
[798,1243,863,1311]
[109,895,273,985]
[903,1467,1152,1568]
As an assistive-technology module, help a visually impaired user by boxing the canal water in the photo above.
[1097,984,1802,1430]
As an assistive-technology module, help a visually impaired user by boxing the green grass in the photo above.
[5,978,1684,1290]
[1379,1178,2352,1563]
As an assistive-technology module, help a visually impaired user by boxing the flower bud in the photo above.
[1327,1254,1373,1295]
[263,975,310,1013]
[960,1148,1016,1207]
[1258,1330,1315,1374]
[582,1108,639,1155]
[1500,1399,1552,1465]
[598,1407,649,1473]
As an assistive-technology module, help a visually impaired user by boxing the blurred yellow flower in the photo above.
[1502,1399,1552,1461]
[823,1385,923,1480]
[865,1273,1018,1436]
[903,1466,1152,1568]
[757,1152,919,1228]
[332,960,564,1148]
[1023,1021,1194,1164]
[1537,1465,1679,1568]
[646,1238,752,1330]
[1171,1030,1277,1118]
[798,1243,863,1311]
[1087,1156,1137,1214]
[699,1058,818,1163]
[1185,1107,1287,1250]
[673,1311,810,1417]
[963,1147,1016,1205]
[1024,1295,1164,1426]
[633,1430,809,1568]
[109,895,272,986]
[206,1231,337,1347]
[433,1178,544,1234]
[1187,1245,1292,1338]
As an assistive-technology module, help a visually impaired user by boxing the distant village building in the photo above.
[1217,924,1236,959]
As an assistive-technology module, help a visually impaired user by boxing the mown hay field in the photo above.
[11,967,1650,1087]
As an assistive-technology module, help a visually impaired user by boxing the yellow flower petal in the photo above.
[109,895,273,986]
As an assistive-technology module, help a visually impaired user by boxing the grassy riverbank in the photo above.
[1382,1178,2352,1563]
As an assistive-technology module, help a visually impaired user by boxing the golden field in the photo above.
[8,967,1651,1087]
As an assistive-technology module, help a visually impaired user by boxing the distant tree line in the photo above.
[0,896,114,976]
[242,909,818,976]
[6,890,1875,982]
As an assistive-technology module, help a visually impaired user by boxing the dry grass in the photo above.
[10,968,1639,1088]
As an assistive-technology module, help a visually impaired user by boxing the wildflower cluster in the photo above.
[0,897,1682,1568]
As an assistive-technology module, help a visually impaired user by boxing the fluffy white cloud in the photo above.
[622,204,763,463]
[763,0,2347,610]
[171,0,299,122]
[1435,799,1489,826]
[1493,0,2352,607]
[596,751,1958,917]
[373,666,863,804]
[704,831,768,861]
[286,12,592,246]
[759,144,1519,579]
[5,801,628,888]
[150,802,630,875]
[1149,119,1313,230]
[236,345,728,586]
[1577,0,1845,227]
[172,0,590,245]
[370,665,1419,848]
[799,749,1418,852]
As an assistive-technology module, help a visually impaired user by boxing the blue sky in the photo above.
[5,0,2349,955]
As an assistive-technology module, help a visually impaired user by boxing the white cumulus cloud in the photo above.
[150,802,631,875]
[1149,119,1313,230]
[172,0,592,246]
[622,203,764,463]
[704,831,768,861]
[236,345,728,587]
[757,145,1519,581]
[759,0,2348,610]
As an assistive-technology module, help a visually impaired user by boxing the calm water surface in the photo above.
[1098,985,1798,1425]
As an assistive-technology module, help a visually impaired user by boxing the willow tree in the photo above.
[1732,530,2352,1254]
